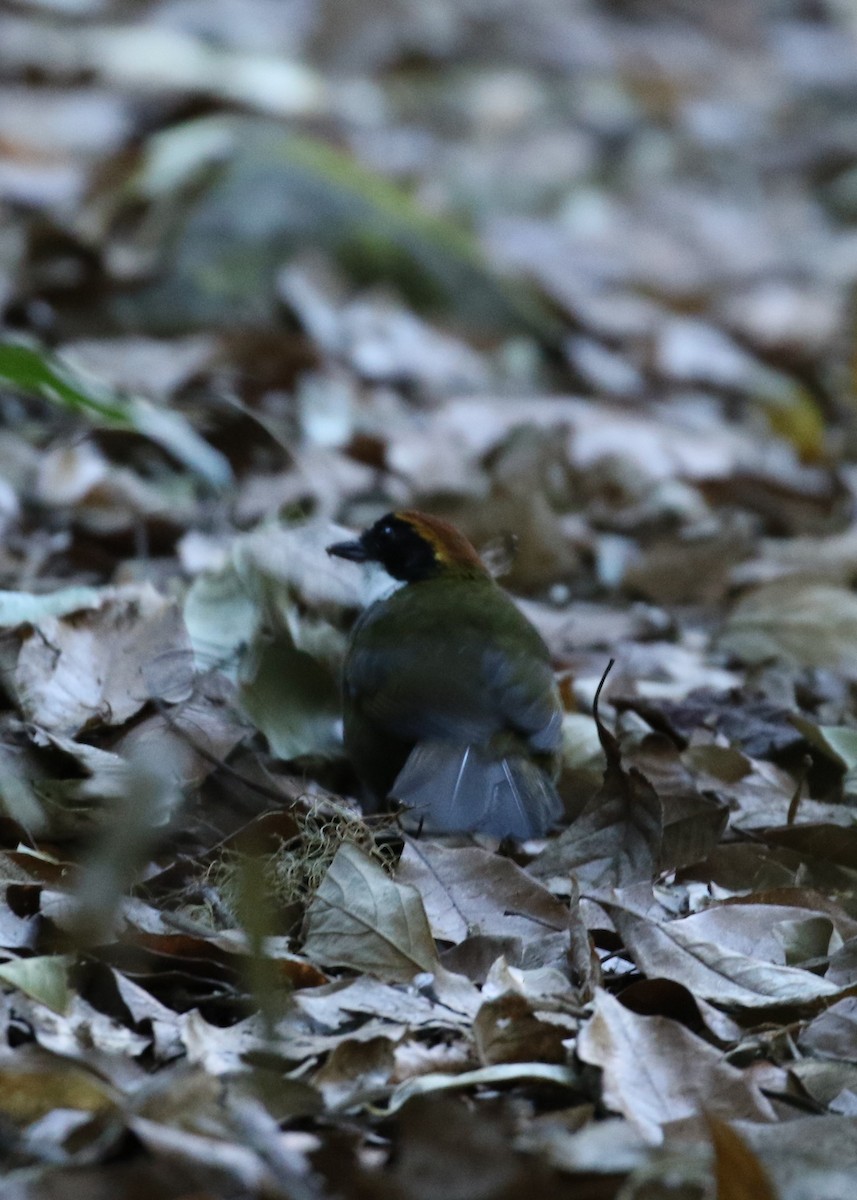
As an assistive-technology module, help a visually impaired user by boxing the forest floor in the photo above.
[2,2,857,1197]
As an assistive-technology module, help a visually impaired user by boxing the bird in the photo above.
[326,510,564,839]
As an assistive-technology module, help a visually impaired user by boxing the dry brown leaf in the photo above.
[707,1115,778,1200]
[14,586,192,735]
[473,992,569,1066]
[531,694,662,890]
[576,989,777,1144]
[611,906,845,1011]
[294,974,472,1034]
[798,996,857,1062]
[396,839,569,944]
[302,843,439,983]
[312,1035,397,1110]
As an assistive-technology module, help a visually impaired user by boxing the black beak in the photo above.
[326,538,369,563]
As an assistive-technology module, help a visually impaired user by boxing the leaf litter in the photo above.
[3,2,857,1198]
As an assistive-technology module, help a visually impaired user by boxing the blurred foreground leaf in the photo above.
[720,580,857,678]
[107,118,562,342]
[0,339,231,487]
[0,586,105,628]
[0,1059,116,1123]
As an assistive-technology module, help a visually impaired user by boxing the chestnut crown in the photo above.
[327,511,487,583]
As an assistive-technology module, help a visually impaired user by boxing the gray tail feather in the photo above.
[390,741,562,839]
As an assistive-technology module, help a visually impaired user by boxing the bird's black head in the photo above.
[326,510,486,583]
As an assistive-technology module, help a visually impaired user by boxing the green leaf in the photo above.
[0,340,128,422]
[239,632,340,759]
[0,339,231,488]
[0,955,72,1014]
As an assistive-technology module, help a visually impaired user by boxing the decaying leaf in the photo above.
[708,1115,778,1200]
[312,1035,397,1110]
[473,992,570,1066]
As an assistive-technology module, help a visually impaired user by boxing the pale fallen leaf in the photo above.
[303,843,439,983]
[612,907,845,1010]
[576,989,776,1144]
[517,1115,648,1176]
[384,1061,577,1115]
[720,580,857,677]
[651,902,847,964]
[0,585,105,627]
[294,974,472,1034]
[14,991,151,1065]
[735,1115,857,1200]
[799,996,857,1062]
[396,839,569,944]
[0,954,71,1014]
[14,585,193,735]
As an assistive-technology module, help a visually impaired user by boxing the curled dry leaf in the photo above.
[473,992,570,1066]
[531,675,663,890]
[383,1061,578,1116]
[611,907,845,1011]
[706,1115,778,1200]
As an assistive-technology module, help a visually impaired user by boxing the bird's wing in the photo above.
[344,579,562,751]
[346,634,561,751]
[391,740,562,839]
[481,644,563,754]
[346,639,496,741]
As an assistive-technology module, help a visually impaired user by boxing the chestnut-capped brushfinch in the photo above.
[327,511,563,839]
